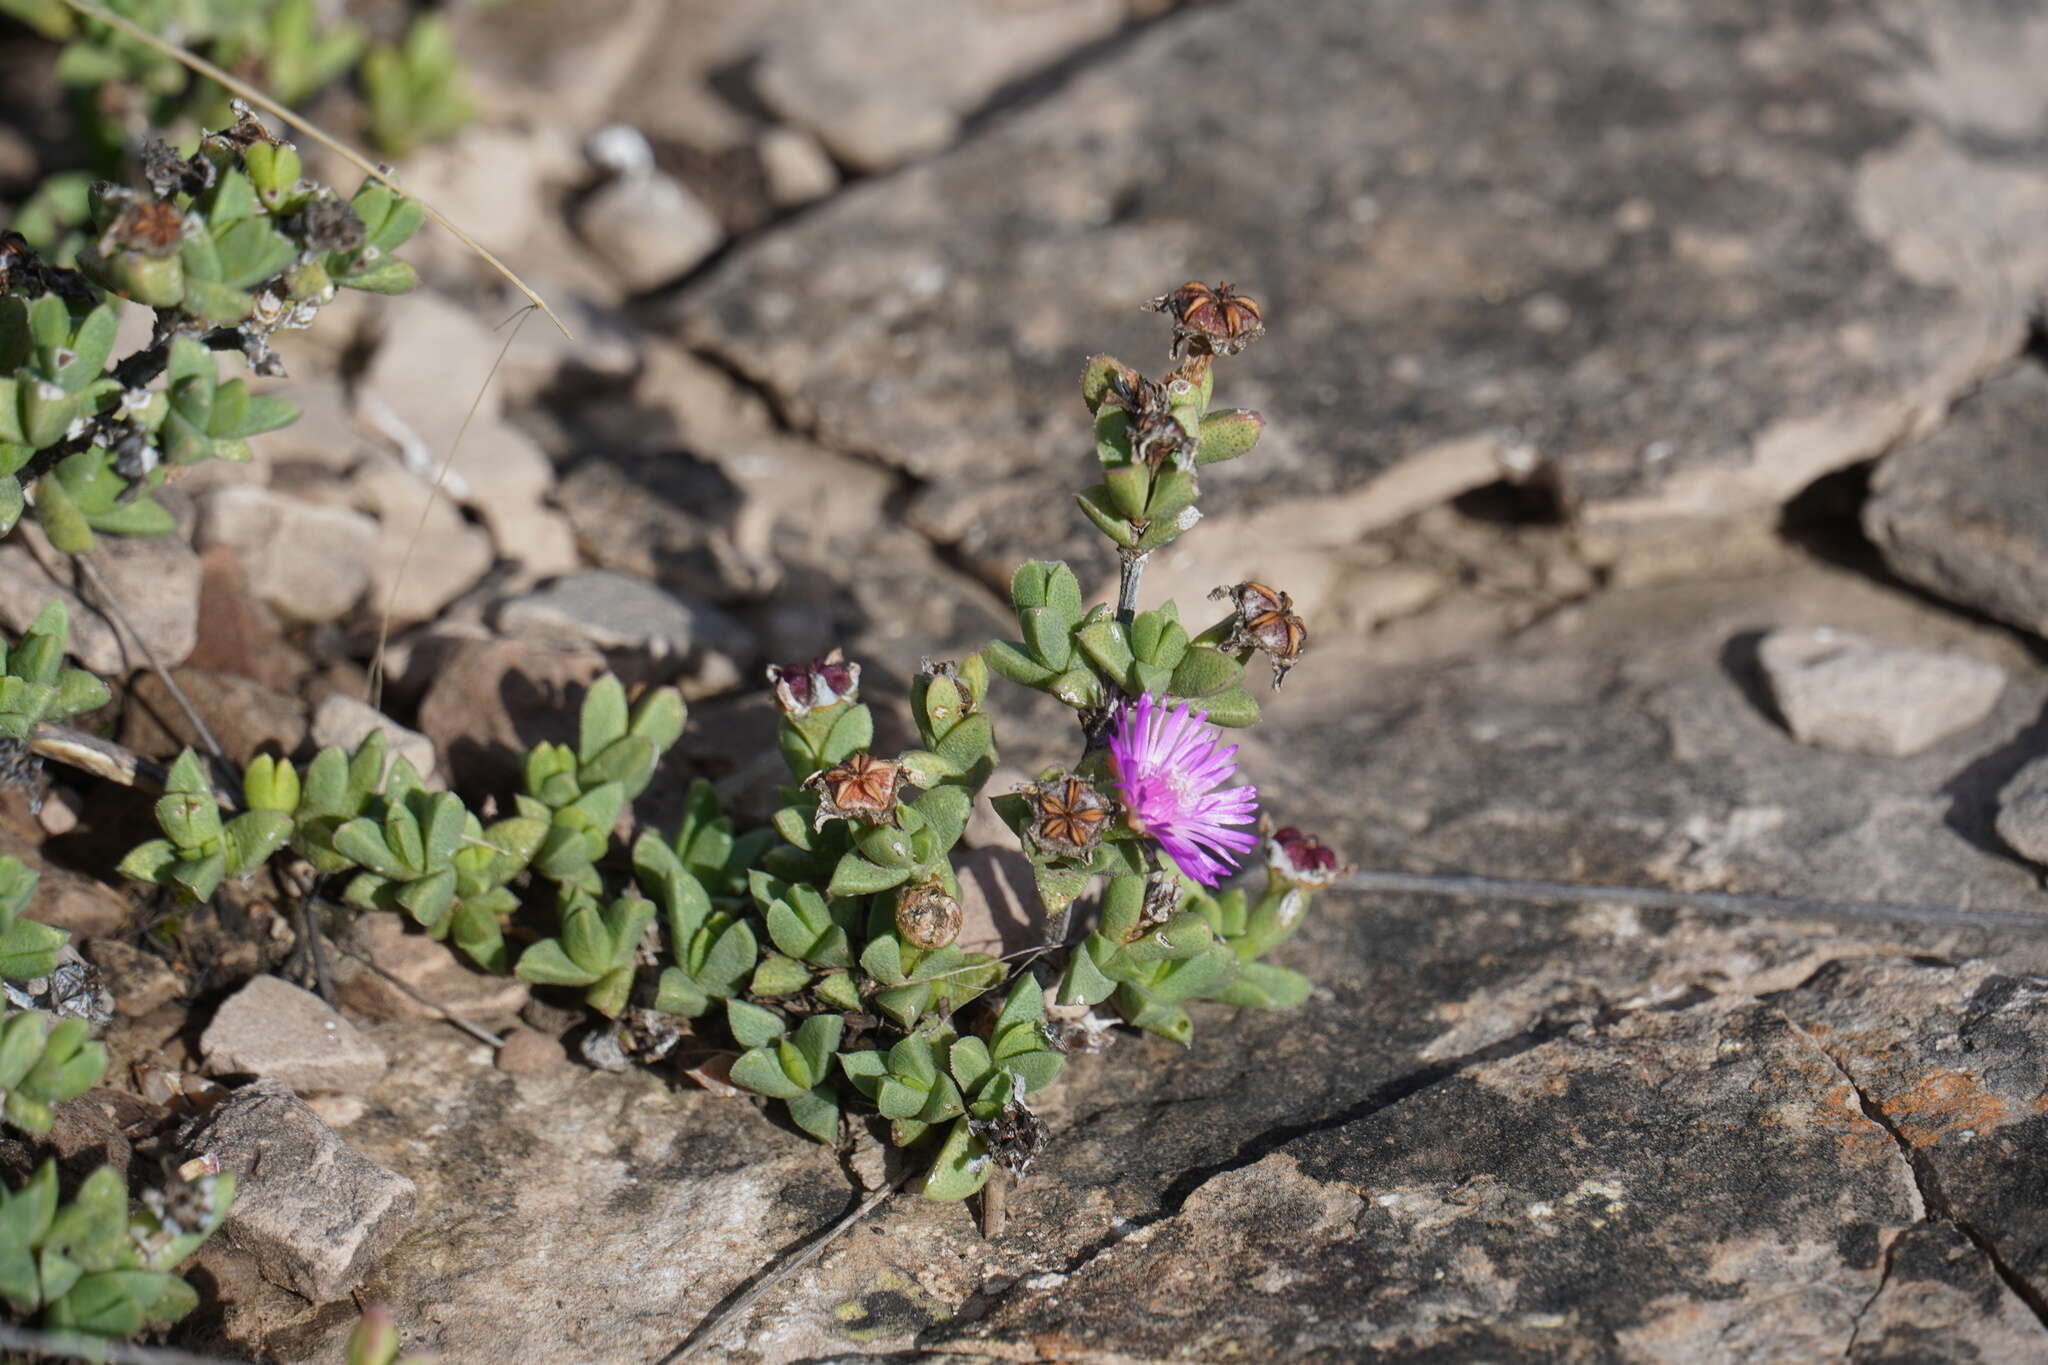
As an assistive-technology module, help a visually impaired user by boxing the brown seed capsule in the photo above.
[767,648,861,717]
[1116,374,1192,470]
[967,1087,1045,1177]
[1017,773,1114,857]
[1148,280,1265,358]
[895,878,963,950]
[107,200,186,256]
[1210,580,1309,688]
[804,750,902,829]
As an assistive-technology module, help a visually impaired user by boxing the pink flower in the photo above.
[1108,693,1259,887]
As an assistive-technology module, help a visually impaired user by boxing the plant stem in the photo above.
[1115,547,1150,625]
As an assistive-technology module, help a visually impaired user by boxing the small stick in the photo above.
[329,940,506,1049]
[78,554,226,765]
[980,1169,1009,1238]
[1337,868,2048,935]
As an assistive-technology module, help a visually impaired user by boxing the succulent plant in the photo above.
[0,0,463,168]
[0,602,110,739]
[362,15,475,161]
[0,1159,232,1336]
[0,1010,106,1135]
[1,112,422,555]
[0,857,67,985]
[96,279,1337,1206]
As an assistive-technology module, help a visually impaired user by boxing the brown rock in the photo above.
[348,464,493,626]
[334,914,527,1025]
[0,519,202,676]
[196,486,377,624]
[414,638,609,792]
[184,544,303,692]
[20,866,135,940]
[201,976,389,1094]
[84,939,183,1017]
[122,668,307,766]
[493,1027,569,1076]
[179,1079,417,1304]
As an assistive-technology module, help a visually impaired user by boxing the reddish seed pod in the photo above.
[1018,772,1115,856]
[803,750,903,829]
[1211,580,1309,687]
[1149,280,1266,358]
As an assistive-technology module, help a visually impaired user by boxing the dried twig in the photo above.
[1337,868,2048,935]
[328,939,506,1049]
[77,555,225,765]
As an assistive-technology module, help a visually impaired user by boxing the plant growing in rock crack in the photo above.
[0,1157,232,1338]
[105,280,1342,1205]
[0,107,421,555]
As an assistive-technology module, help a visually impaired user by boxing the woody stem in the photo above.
[1115,548,1149,626]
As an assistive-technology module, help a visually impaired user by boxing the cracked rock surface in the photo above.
[675,0,2048,586]
[19,0,2048,1359]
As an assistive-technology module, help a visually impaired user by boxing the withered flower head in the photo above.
[967,1086,1045,1178]
[291,198,365,255]
[804,750,902,829]
[1210,580,1308,688]
[767,648,861,717]
[1148,280,1265,359]
[1264,825,1348,889]
[139,139,210,198]
[894,878,963,950]
[1118,374,1192,471]
[106,200,186,257]
[1016,772,1115,858]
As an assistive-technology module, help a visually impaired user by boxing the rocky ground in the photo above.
[11,0,2048,1360]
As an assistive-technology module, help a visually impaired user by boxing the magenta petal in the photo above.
[1109,695,1260,885]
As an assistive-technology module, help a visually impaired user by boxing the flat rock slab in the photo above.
[1757,626,2007,757]
[182,1079,418,1304]
[675,0,2048,581]
[201,975,389,1094]
[949,1002,1946,1361]
[1867,362,2048,639]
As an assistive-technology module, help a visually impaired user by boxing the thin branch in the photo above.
[77,554,225,764]
[52,0,572,338]
[328,940,506,1049]
[1337,867,2048,935]
[367,305,533,713]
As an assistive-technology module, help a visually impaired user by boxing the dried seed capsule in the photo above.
[967,1088,1045,1177]
[895,878,963,950]
[1017,772,1114,857]
[1119,375,1193,470]
[804,750,902,829]
[767,648,861,717]
[107,200,184,255]
[1148,280,1265,358]
[1211,580,1309,687]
